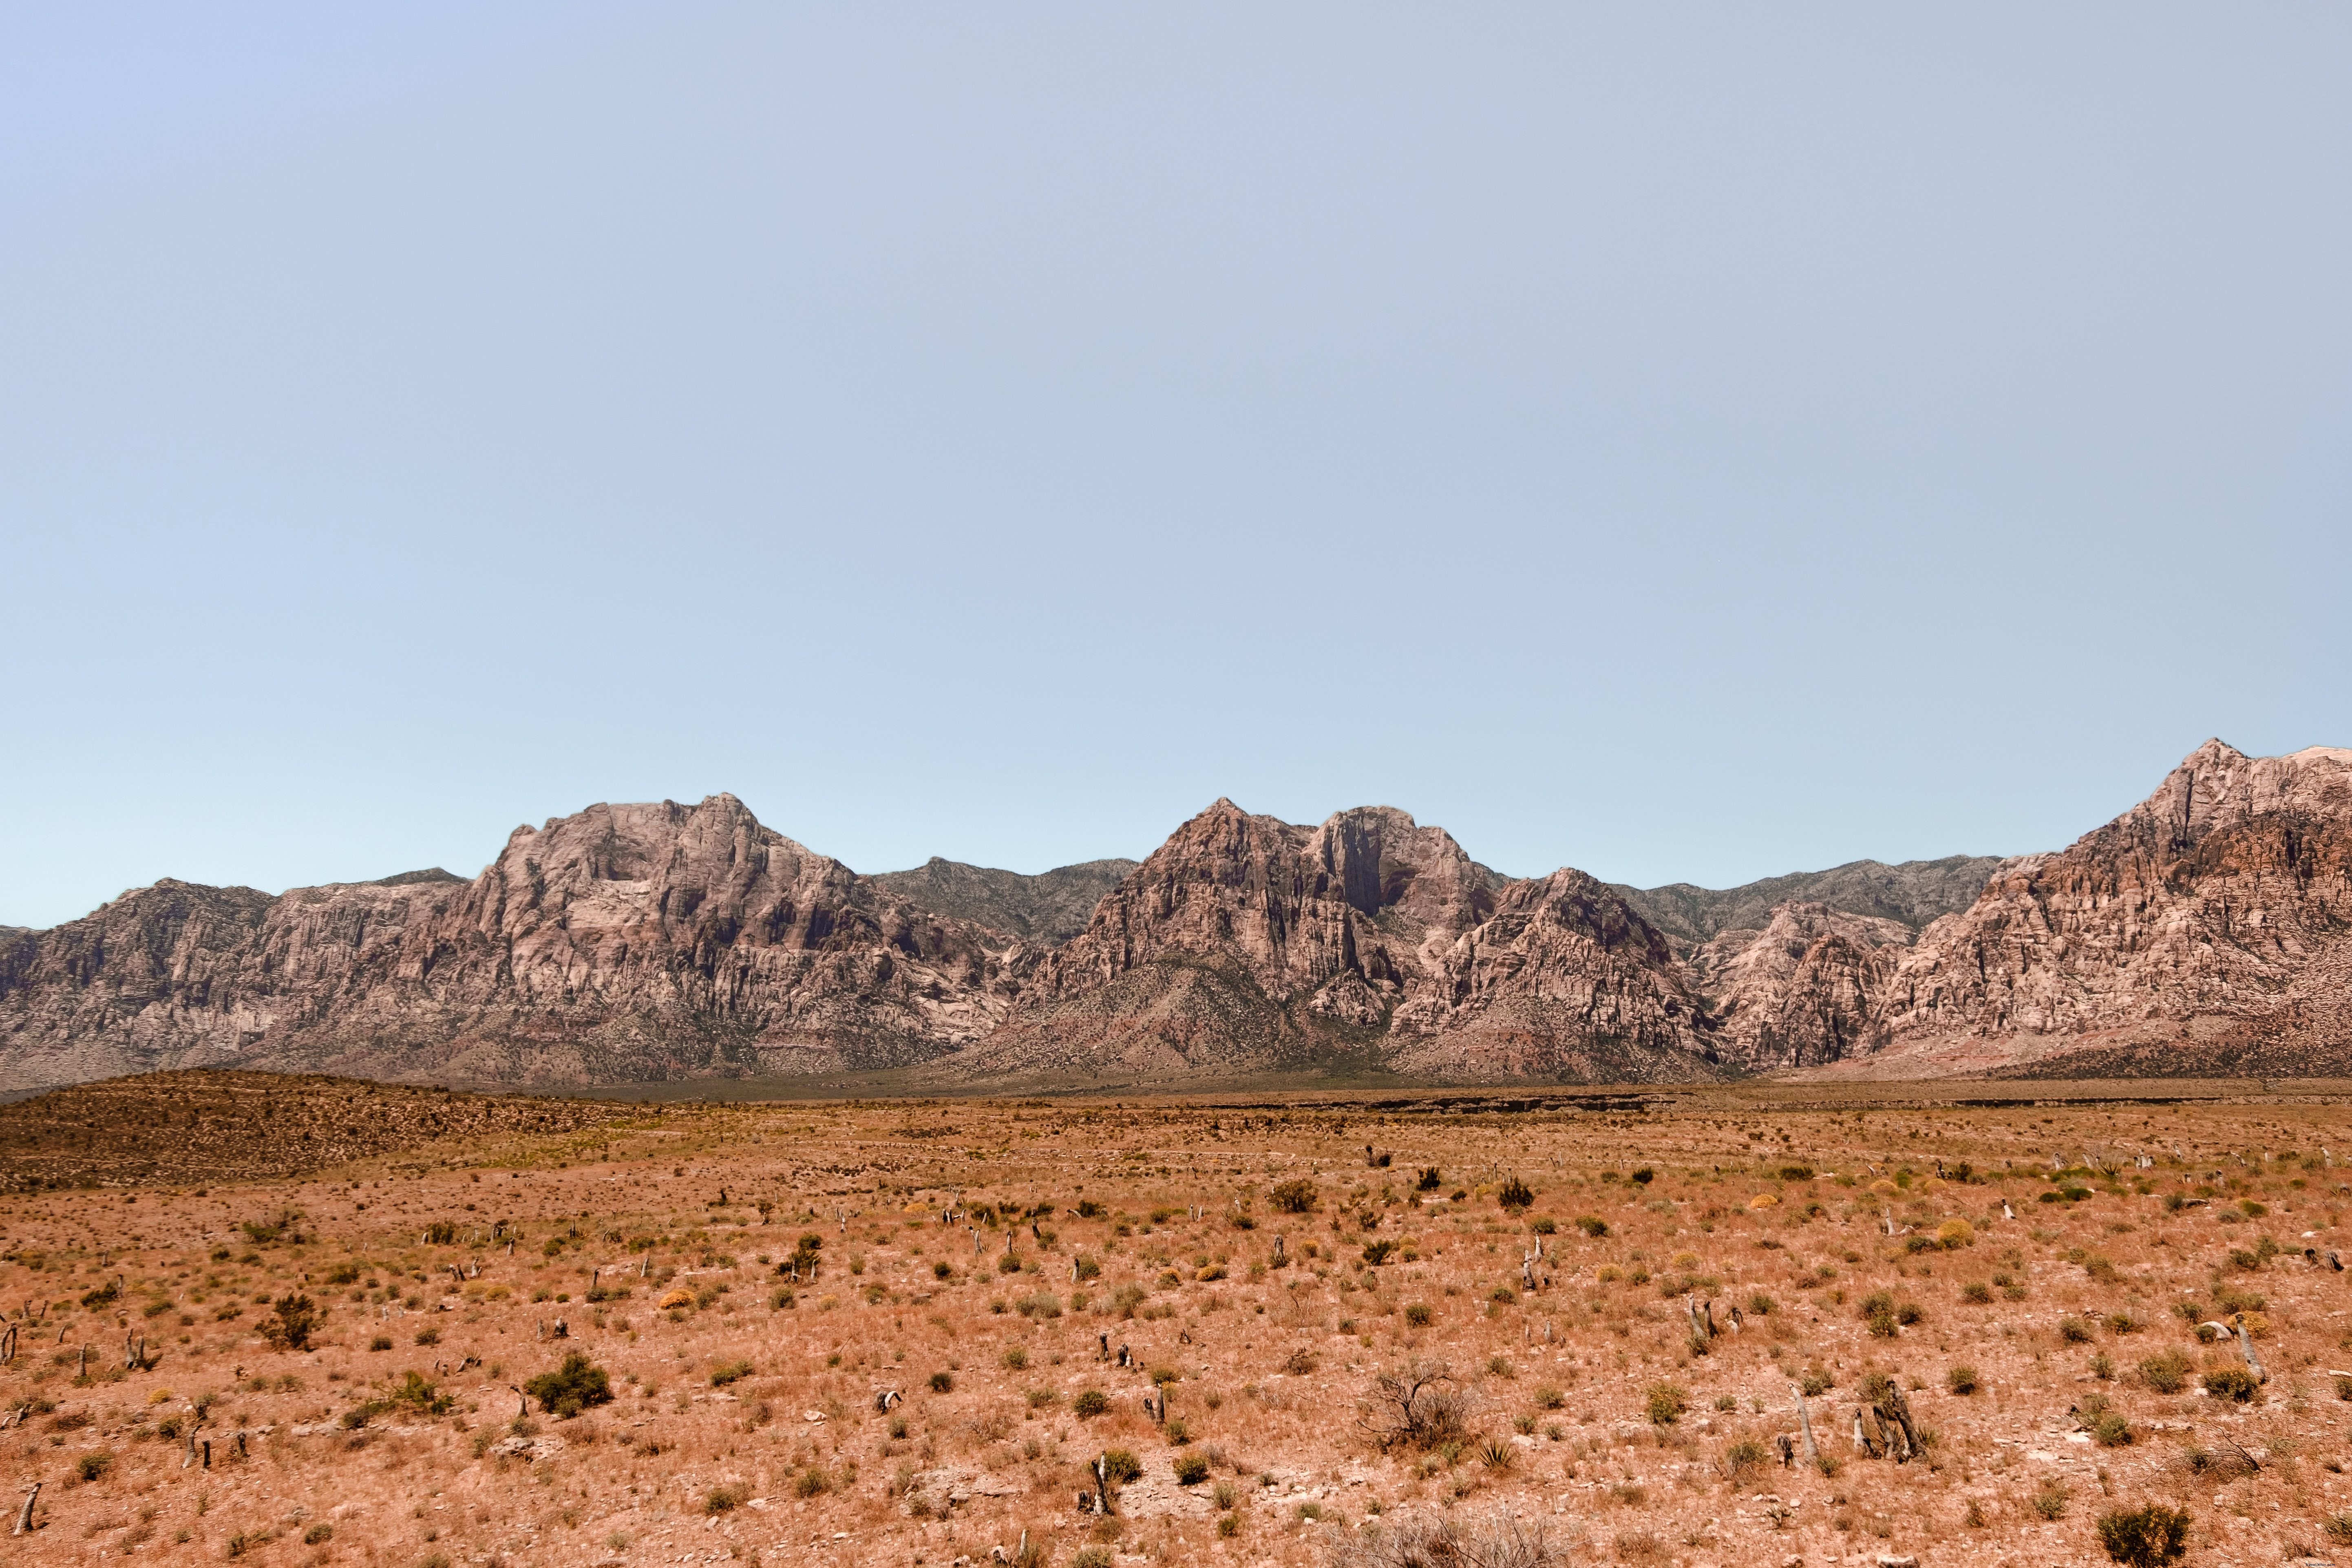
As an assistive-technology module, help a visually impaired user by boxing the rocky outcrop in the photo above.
[871,857,1138,946]
[1844,741,2352,1075]
[0,796,1030,1093]
[959,801,1721,1084]
[1684,902,1910,1070]
[1616,857,2009,947]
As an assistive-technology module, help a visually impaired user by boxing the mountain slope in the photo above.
[1614,856,2009,946]
[1845,741,2352,1076]
[958,800,1720,1085]
[870,857,1138,946]
[0,796,1028,1093]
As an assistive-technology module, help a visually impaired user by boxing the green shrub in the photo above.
[2093,1412,2133,1447]
[928,1371,954,1394]
[1073,1389,1109,1418]
[710,1358,754,1387]
[1270,1180,1319,1215]
[77,1451,113,1483]
[1946,1365,1979,1395]
[1100,1449,1142,1484]
[1574,1215,1608,1238]
[2095,1503,2191,1566]
[1173,1453,1210,1485]
[1361,1241,1396,1266]
[704,1484,750,1514]
[2032,1478,2071,1520]
[261,1294,320,1352]
[523,1353,614,1418]
[1497,1177,1534,1211]
[1403,1303,1433,1327]
[2058,1318,2095,1345]
[1529,1215,1557,1235]
[1645,1382,1687,1426]
[2202,1367,2259,1403]
[2138,1350,2191,1394]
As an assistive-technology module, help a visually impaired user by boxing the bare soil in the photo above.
[4,1080,2351,1567]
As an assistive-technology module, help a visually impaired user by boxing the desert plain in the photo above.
[3,1073,2351,1568]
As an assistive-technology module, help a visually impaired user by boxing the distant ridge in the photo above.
[1614,856,2008,945]
[871,857,1138,947]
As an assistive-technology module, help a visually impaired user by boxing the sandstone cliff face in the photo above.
[871,857,1138,946]
[961,801,1720,1084]
[1684,901,1910,1071]
[1853,741,2352,1071]
[0,796,1028,1093]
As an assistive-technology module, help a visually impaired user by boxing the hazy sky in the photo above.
[4,5,2348,928]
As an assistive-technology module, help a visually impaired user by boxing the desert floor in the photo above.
[4,1080,2350,1568]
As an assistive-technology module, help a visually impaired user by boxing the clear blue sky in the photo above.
[4,4,2347,929]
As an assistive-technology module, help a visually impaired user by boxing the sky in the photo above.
[3,4,2348,929]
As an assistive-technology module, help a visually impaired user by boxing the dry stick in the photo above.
[1790,1383,1820,1465]
[2235,1319,2269,1385]
[12,1483,38,1537]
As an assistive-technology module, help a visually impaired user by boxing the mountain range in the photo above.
[3,739,2347,1094]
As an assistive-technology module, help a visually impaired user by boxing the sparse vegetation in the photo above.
[0,1078,2329,1564]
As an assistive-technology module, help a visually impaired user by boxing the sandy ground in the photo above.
[3,1091,2350,1568]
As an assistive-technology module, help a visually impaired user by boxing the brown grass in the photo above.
[0,1080,2348,1566]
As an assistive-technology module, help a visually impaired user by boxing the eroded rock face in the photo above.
[965,801,1720,1084]
[1685,902,1910,1071]
[0,796,1028,1092]
[1862,741,2352,1071]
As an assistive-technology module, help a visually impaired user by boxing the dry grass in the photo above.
[0,1082,2349,1566]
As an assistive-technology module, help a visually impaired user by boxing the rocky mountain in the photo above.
[1845,740,2352,1077]
[957,801,1724,1086]
[871,857,1138,946]
[1614,856,2008,946]
[0,796,1031,1094]
[7,740,2346,1092]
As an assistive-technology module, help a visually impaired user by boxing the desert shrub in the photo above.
[1936,1219,1975,1249]
[1359,1361,1471,1449]
[2202,1367,2259,1403]
[928,1371,954,1394]
[368,1335,393,1352]
[1497,1177,1534,1211]
[1778,1164,1814,1182]
[524,1353,613,1418]
[1403,1302,1434,1327]
[1073,1389,1109,1418]
[1416,1167,1442,1192]
[1529,1215,1557,1235]
[1100,1449,1143,1484]
[2032,1478,2072,1520]
[1961,1280,1993,1304]
[1284,1348,1318,1376]
[1644,1382,1687,1427]
[1270,1180,1319,1215]
[1337,1513,1568,1568]
[704,1483,750,1514]
[388,1371,454,1416]
[709,1359,753,1387]
[1725,1438,1769,1484]
[2138,1350,2191,1394]
[2095,1503,2191,1566]
[1799,1367,1833,1397]
[1361,1240,1397,1266]
[2058,1318,2095,1345]
[261,1294,320,1352]
[2093,1411,2133,1447]
[414,1327,440,1347]
[791,1468,827,1499]
[1946,1365,1979,1395]
[77,1451,113,1483]
[1173,1452,1211,1485]
[1533,1384,1564,1410]
[1574,1215,1608,1238]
